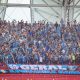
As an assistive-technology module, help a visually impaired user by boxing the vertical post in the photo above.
[62,0,75,24]
[67,0,75,23]
[30,0,34,26]
[64,0,68,24]
[67,7,70,22]
[0,0,8,20]
[3,0,8,20]
[72,0,74,22]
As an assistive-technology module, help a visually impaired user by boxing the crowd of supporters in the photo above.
[0,18,80,65]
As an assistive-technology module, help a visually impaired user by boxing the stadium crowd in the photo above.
[0,18,80,65]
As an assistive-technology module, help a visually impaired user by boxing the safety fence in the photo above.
[0,64,80,74]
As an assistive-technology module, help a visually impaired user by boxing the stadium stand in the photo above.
[0,19,80,65]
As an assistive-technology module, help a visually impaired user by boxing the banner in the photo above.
[0,64,80,74]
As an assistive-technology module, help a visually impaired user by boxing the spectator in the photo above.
[0,19,79,65]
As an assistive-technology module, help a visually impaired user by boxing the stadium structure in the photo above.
[0,0,80,80]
